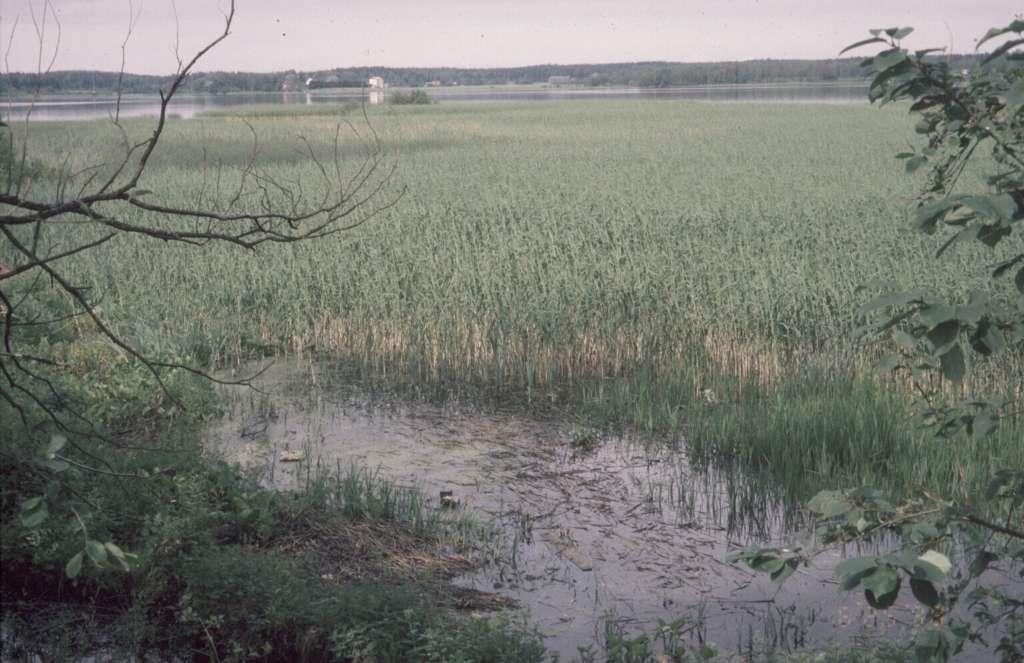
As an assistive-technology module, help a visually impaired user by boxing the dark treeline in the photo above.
[0,54,998,94]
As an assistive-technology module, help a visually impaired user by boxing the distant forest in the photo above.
[0,54,998,95]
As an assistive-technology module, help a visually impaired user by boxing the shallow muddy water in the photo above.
[207,361,917,659]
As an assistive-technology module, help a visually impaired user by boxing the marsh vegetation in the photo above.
[11,99,1021,493]
[2,92,1022,659]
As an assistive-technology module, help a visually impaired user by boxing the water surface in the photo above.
[207,360,916,659]
[4,83,868,122]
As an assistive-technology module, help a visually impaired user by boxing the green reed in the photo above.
[5,99,1020,501]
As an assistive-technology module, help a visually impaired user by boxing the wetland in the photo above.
[3,90,1022,661]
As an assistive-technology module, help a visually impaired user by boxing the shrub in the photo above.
[389,89,433,105]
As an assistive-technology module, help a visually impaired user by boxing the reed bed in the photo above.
[6,99,1021,500]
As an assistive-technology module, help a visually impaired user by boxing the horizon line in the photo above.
[2,50,988,78]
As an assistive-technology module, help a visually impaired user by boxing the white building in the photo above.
[368,76,385,89]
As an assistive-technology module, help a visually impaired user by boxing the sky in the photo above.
[0,1,1017,75]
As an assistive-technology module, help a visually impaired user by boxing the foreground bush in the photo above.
[0,355,543,661]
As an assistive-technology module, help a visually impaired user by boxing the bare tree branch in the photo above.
[0,0,402,461]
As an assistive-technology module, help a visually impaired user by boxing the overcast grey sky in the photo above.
[0,1,1016,75]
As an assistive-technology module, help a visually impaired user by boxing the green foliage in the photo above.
[389,88,434,105]
[0,344,525,660]
[400,611,547,663]
[732,478,1024,661]
[733,19,1024,663]
[852,19,1024,438]
[5,26,1023,660]
[574,613,717,662]
[685,373,1023,501]
[171,545,546,662]
[3,427,532,660]
[9,101,1019,450]
[0,122,58,182]
[199,102,361,119]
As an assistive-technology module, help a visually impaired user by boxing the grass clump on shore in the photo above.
[1,450,543,662]
[0,346,542,662]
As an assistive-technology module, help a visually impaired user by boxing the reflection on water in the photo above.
[207,360,916,659]
[1,90,352,122]
[429,83,869,105]
[3,83,868,122]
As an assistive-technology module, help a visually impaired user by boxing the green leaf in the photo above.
[957,291,989,324]
[862,566,899,595]
[105,542,131,571]
[1008,78,1024,110]
[873,49,910,72]
[863,566,901,609]
[20,506,48,528]
[992,257,1022,279]
[85,540,108,565]
[891,27,914,40]
[918,304,957,327]
[910,578,941,607]
[909,521,939,542]
[977,20,1024,50]
[892,330,919,350]
[836,556,878,589]
[750,555,785,574]
[840,36,888,55]
[858,289,928,314]
[46,435,67,456]
[771,558,798,583]
[971,322,1006,356]
[20,496,43,511]
[65,552,83,579]
[977,223,1011,248]
[905,155,927,173]
[42,459,70,473]
[969,550,998,578]
[961,194,1017,222]
[918,550,951,577]
[926,319,959,352]
[104,542,126,560]
[938,343,965,382]
[808,490,849,517]
[910,97,943,113]
[982,37,1024,64]
[850,486,894,510]
[914,197,959,232]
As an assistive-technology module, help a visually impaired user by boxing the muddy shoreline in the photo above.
[207,360,920,658]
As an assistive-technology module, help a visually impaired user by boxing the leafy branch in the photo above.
[732,20,1024,663]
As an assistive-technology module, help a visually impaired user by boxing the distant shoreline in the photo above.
[3,79,870,105]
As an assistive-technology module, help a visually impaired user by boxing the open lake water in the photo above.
[3,83,868,122]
